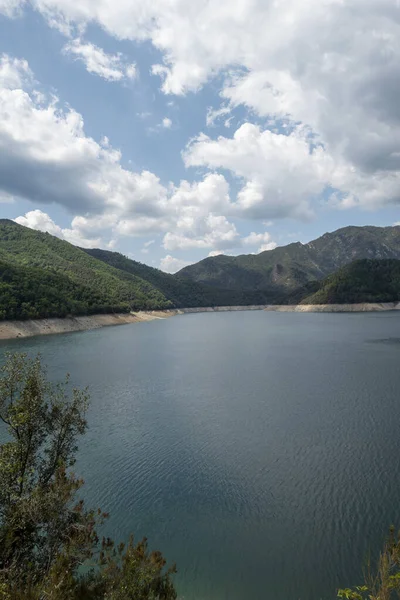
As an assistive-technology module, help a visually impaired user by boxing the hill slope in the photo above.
[83,248,282,307]
[2,220,400,321]
[302,259,400,305]
[178,226,400,291]
[0,220,172,318]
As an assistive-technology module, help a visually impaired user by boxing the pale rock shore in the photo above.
[179,305,267,313]
[0,306,268,341]
[1,303,400,341]
[264,302,400,313]
[0,311,178,341]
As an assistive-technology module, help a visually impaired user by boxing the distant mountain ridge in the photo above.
[177,225,400,291]
[2,219,400,321]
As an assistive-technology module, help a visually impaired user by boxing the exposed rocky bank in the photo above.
[264,302,400,312]
[1,303,400,341]
[0,311,177,340]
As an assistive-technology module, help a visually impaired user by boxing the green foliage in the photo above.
[3,220,400,319]
[178,225,400,292]
[0,353,177,600]
[0,220,173,320]
[338,528,400,600]
[0,260,132,319]
[0,220,272,319]
[84,248,278,307]
[302,259,400,304]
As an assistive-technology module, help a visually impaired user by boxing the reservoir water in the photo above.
[2,310,400,599]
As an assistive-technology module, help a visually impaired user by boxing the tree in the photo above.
[0,353,177,599]
[338,528,400,600]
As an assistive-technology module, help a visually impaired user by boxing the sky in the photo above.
[1,1,400,273]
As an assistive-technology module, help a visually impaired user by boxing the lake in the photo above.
[2,310,400,599]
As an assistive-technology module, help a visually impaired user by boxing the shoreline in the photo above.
[264,302,400,313]
[0,311,178,341]
[0,302,400,341]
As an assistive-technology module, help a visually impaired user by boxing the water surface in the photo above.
[2,311,400,600]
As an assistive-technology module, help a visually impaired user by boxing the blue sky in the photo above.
[1,0,400,272]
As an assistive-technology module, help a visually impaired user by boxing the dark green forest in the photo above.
[302,259,400,305]
[0,220,173,319]
[2,220,400,321]
[0,220,282,320]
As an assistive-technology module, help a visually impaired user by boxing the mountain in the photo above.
[0,219,266,320]
[177,226,400,291]
[0,219,173,319]
[2,219,400,322]
[83,248,279,307]
[301,259,400,305]
[83,248,221,308]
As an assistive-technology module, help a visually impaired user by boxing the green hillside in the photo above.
[84,248,283,307]
[84,248,218,308]
[2,219,400,321]
[0,260,124,319]
[178,226,400,291]
[0,220,172,319]
[302,259,400,305]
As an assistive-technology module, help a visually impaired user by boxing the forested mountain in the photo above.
[84,248,224,308]
[84,248,282,307]
[0,219,172,319]
[301,259,400,305]
[178,226,400,291]
[2,219,400,321]
[0,220,271,319]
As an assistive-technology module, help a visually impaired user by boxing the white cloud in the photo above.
[0,54,32,89]
[161,175,239,250]
[242,231,274,246]
[185,123,332,220]
[160,255,191,274]
[163,214,238,251]
[141,239,155,254]
[0,56,246,253]
[15,209,62,236]
[258,242,277,253]
[7,0,400,212]
[63,39,136,82]
[14,209,103,248]
[0,0,24,17]
[162,117,172,129]
[208,250,224,257]
[0,55,168,223]
[206,105,231,127]
[242,231,277,253]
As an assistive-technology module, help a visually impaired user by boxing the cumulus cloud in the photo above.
[160,255,191,274]
[0,54,32,88]
[0,55,247,253]
[5,0,400,260]
[14,209,103,248]
[162,117,172,129]
[242,231,277,253]
[258,242,277,253]
[5,0,400,212]
[185,123,332,220]
[63,39,136,82]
